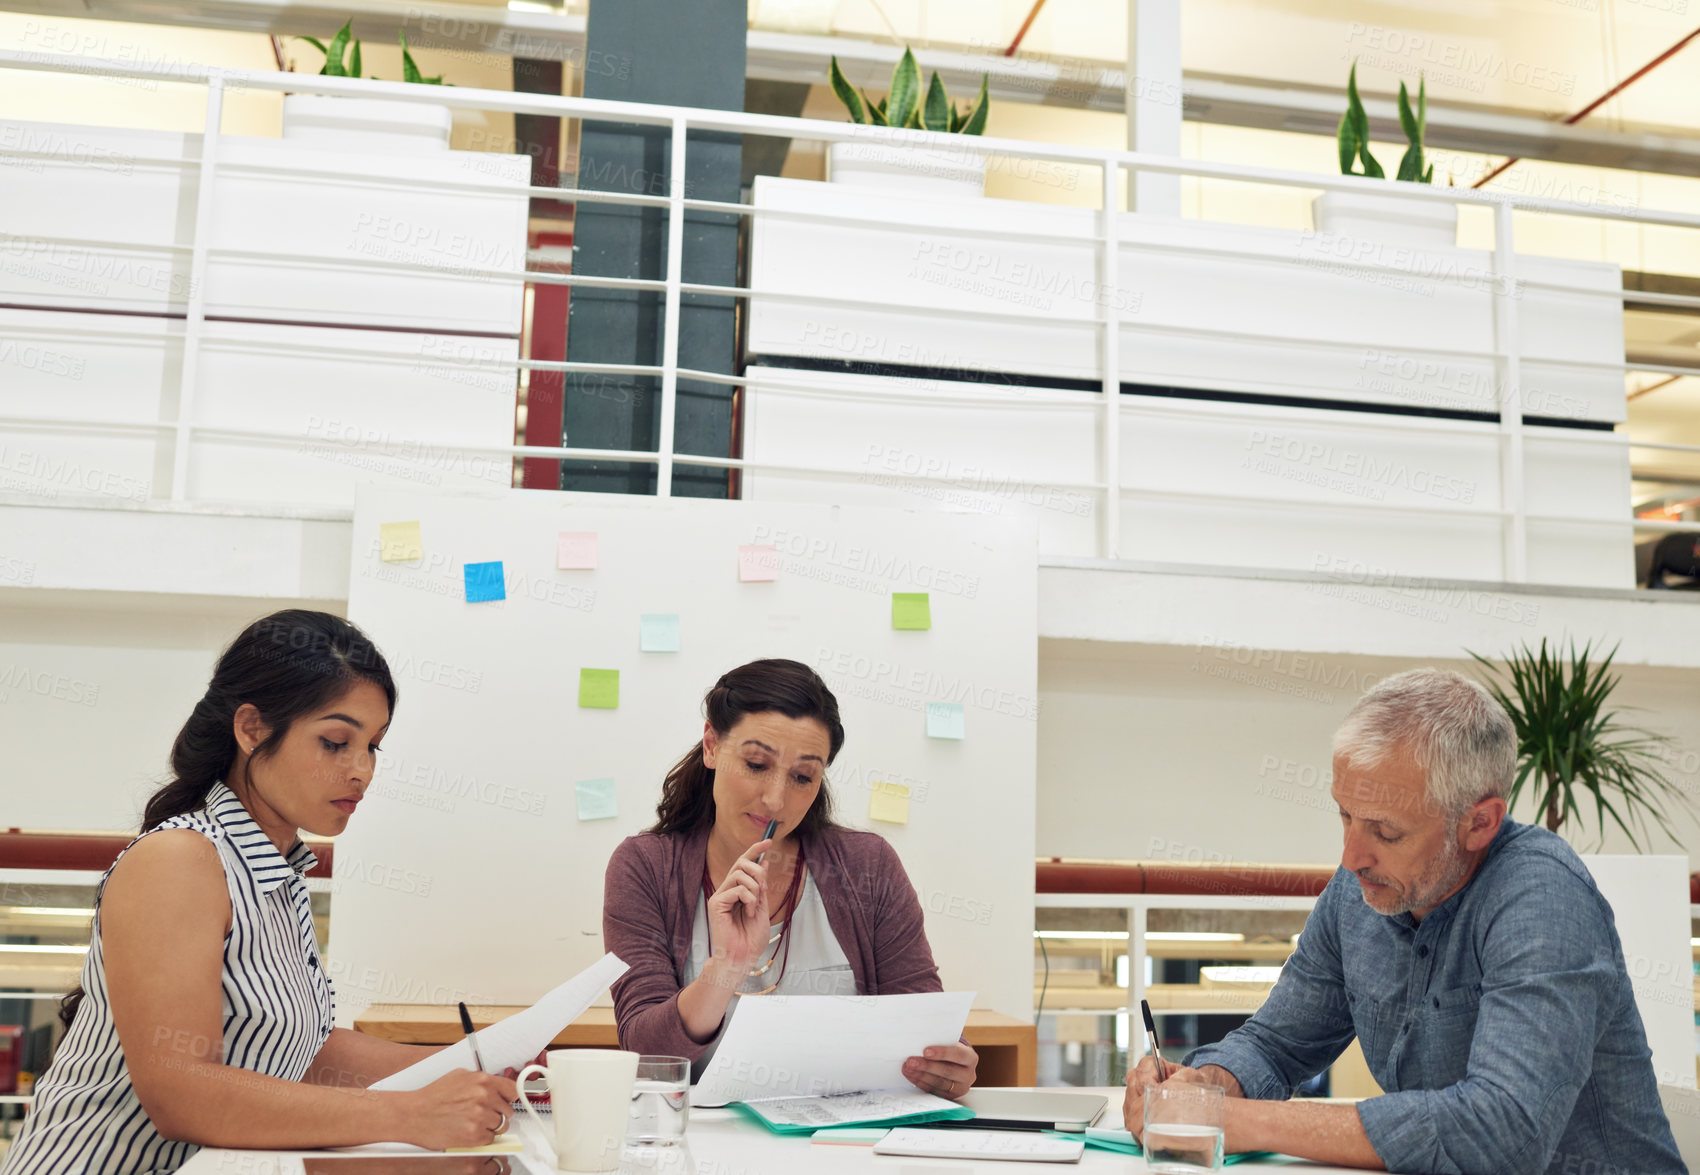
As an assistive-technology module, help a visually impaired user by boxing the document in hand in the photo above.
[689,990,975,1108]
[368,953,630,1092]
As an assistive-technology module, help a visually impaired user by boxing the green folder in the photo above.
[734,1099,975,1136]
[1046,1127,1285,1163]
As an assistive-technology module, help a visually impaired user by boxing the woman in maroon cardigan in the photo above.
[602,658,978,1098]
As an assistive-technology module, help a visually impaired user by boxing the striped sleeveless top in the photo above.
[2,783,334,1175]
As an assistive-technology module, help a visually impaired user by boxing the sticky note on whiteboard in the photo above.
[463,561,505,603]
[892,593,931,630]
[558,532,598,570]
[578,668,620,709]
[379,521,423,562]
[640,614,681,652]
[575,778,619,821]
[738,545,779,582]
[869,781,911,824]
[926,702,966,740]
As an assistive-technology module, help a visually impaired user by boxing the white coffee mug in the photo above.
[515,1049,640,1172]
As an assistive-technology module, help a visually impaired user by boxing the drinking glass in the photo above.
[1143,1083,1225,1173]
[626,1055,690,1145]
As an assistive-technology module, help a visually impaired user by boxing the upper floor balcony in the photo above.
[3,46,1699,662]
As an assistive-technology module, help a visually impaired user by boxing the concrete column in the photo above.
[1126,0,1183,215]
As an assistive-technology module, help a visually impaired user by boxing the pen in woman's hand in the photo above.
[458,1001,487,1074]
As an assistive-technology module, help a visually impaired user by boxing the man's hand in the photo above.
[1123,1059,1245,1141]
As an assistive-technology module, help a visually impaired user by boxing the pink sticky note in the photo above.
[738,544,779,582]
[557,531,598,570]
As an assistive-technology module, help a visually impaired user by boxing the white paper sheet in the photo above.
[368,953,629,1092]
[873,1127,1085,1162]
[690,991,975,1107]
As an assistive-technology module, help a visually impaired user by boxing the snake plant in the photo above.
[1337,60,1433,183]
[829,48,988,134]
[300,24,445,85]
[1469,639,1687,850]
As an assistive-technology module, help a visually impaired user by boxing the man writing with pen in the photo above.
[1124,669,1683,1174]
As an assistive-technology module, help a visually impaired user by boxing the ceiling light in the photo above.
[1200,965,1282,984]
[0,944,89,954]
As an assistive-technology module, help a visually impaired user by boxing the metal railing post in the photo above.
[169,73,225,501]
[1099,158,1123,559]
[1492,202,1528,582]
[656,115,687,499]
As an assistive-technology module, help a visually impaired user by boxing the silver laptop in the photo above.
[952,1089,1109,1132]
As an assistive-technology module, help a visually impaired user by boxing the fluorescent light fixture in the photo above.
[1033,930,1128,940]
[508,1,559,11]
[1200,965,1282,984]
[6,908,95,919]
[0,944,89,954]
[1146,932,1245,943]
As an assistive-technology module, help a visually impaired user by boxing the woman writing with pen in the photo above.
[1,611,517,1175]
[602,658,978,1098]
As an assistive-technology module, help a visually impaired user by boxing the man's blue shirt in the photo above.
[1187,820,1683,1174]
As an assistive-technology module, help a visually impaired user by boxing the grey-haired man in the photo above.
[1124,668,1683,1174]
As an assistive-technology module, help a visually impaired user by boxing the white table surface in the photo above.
[177,1088,1360,1174]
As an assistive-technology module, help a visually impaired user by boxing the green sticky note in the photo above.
[640,613,681,652]
[575,778,618,821]
[892,592,931,630]
[578,668,619,709]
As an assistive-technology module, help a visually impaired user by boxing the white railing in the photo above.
[2,50,1699,580]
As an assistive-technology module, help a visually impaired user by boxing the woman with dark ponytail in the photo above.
[2,610,518,1175]
[602,658,979,1099]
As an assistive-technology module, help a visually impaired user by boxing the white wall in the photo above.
[328,488,1039,1018]
[0,592,337,831]
[1036,639,1700,870]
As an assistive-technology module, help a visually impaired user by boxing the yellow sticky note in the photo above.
[447,1134,524,1154]
[379,521,423,562]
[869,781,910,825]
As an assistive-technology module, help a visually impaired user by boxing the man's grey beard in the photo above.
[1359,828,1473,917]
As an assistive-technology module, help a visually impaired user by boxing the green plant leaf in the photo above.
[950,104,967,133]
[829,56,866,124]
[904,104,923,129]
[959,74,990,136]
[1357,140,1384,179]
[300,36,328,54]
[1345,62,1370,157]
[1396,81,1418,142]
[401,31,421,84]
[886,48,922,132]
[349,39,362,79]
[861,90,888,126]
[922,71,951,132]
[323,19,351,77]
[1336,110,1357,176]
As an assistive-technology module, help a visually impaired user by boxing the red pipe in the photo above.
[1004,0,1051,56]
[1,829,334,877]
[1473,24,1700,188]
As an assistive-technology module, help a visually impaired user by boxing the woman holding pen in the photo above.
[1,611,516,1175]
[602,658,978,1097]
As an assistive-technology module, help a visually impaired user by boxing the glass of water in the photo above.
[1143,1083,1225,1173]
[627,1055,689,1146]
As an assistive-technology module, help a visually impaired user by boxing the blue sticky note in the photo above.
[640,613,681,653]
[576,778,618,821]
[464,561,505,603]
[926,702,966,740]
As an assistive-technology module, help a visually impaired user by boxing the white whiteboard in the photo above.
[329,486,1038,1022]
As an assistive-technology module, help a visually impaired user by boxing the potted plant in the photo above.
[825,49,990,197]
[282,23,454,154]
[1468,639,1688,849]
[1312,61,1455,248]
